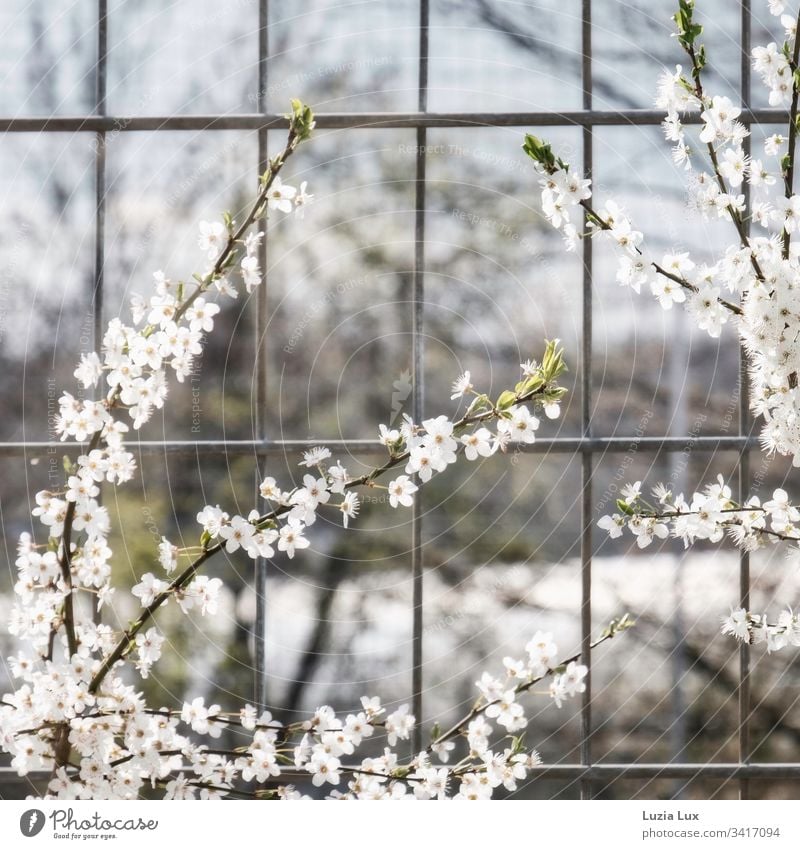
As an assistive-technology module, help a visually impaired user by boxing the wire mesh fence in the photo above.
[1,0,797,799]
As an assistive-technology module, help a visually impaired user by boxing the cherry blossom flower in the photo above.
[197,220,226,260]
[461,427,496,460]
[219,515,256,554]
[278,517,310,559]
[132,573,169,607]
[451,371,473,399]
[339,492,360,528]
[300,446,332,467]
[266,177,296,213]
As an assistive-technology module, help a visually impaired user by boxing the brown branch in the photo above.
[53,120,307,671]
[684,42,765,281]
[172,127,303,324]
[88,544,220,693]
[426,628,620,754]
[625,505,800,545]
[783,8,800,258]
[578,199,743,317]
[89,380,556,695]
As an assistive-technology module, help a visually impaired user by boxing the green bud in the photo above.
[616,498,635,516]
[673,0,702,48]
[288,99,316,142]
[522,134,559,173]
[602,613,637,639]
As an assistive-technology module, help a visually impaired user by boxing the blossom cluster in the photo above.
[527,0,800,648]
[180,354,564,579]
[130,344,566,635]
[1,614,601,799]
[12,115,309,663]
[597,476,800,551]
[597,475,800,651]
[721,607,800,652]
[527,0,800,468]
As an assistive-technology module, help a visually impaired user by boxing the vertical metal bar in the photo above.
[92,0,108,626]
[254,0,270,714]
[580,0,594,801]
[667,316,688,797]
[738,0,752,802]
[93,0,107,351]
[410,0,429,751]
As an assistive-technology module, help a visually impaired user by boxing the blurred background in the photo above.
[1,0,800,799]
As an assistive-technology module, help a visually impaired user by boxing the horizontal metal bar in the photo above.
[0,435,759,459]
[0,108,789,134]
[0,438,387,457]
[532,763,800,781]
[3,763,798,791]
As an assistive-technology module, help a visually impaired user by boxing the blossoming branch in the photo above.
[525,0,800,651]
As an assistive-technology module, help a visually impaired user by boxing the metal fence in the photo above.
[1,0,798,799]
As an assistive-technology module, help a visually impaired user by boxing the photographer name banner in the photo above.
[1,800,798,848]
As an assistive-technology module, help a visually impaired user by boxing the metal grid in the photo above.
[1,0,798,799]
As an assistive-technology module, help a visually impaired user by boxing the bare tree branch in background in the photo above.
[453,0,641,109]
[284,558,350,717]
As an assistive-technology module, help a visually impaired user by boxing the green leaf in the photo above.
[541,338,567,381]
[495,390,518,411]
[467,393,490,414]
[520,374,545,396]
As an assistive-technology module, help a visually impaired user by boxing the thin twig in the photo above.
[783,8,800,257]
[578,199,743,316]
[426,629,618,753]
